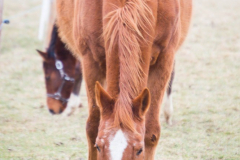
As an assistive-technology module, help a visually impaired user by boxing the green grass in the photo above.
[0,0,240,159]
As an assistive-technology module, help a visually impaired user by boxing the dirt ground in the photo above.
[0,0,239,159]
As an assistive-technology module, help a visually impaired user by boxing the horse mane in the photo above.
[103,0,154,132]
[47,24,58,58]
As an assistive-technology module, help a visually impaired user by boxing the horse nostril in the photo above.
[49,109,55,114]
[59,109,63,114]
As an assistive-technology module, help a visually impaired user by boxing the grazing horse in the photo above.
[56,0,192,159]
[37,24,83,116]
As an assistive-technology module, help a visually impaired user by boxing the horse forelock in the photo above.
[103,0,154,132]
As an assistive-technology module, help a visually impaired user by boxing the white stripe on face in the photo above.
[109,130,128,160]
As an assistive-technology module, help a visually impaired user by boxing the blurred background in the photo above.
[0,0,239,159]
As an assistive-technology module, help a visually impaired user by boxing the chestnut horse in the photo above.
[56,0,192,159]
[37,24,83,116]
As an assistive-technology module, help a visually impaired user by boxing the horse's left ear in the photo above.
[95,81,114,116]
[132,88,151,118]
[37,49,48,61]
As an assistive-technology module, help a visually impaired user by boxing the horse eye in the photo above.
[45,76,50,81]
[95,144,101,152]
[136,148,143,156]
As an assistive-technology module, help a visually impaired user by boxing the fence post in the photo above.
[0,0,4,48]
[44,0,56,49]
[38,0,56,50]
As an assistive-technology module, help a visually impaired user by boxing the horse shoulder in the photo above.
[154,0,191,51]
[72,0,105,62]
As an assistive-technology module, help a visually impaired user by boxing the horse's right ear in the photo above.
[95,81,114,116]
[132,88,151,118]
[37,49,48,61]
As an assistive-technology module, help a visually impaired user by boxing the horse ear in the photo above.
[132,88,151,118]
[95,81,114,116]
[37,49,48,61]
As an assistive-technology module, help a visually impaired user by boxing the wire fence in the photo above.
[1,1,55,45]
[8,5,41,20]
[1,4,42,33]
[1,4,41,24]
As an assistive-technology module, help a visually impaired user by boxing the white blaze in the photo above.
[109,130,128,160]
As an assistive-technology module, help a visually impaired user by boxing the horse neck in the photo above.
[54,31,75,65]
[103,0,155,132]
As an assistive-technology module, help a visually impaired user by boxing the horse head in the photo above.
[95,82,150,160]
[37,49,76,114]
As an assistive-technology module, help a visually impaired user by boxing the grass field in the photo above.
[0,0,239,159]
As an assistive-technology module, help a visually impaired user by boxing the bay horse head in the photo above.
[37,49,76,114]
[95,82,151,160]
[37,25,77,114]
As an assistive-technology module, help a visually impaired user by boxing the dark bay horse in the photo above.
[56,0,192,159]
[37,24,83,116]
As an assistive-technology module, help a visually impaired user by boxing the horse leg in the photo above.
[81,53,105,160]
[164,62,175,125]
[145,50,175,160]
[62,61,83,116]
